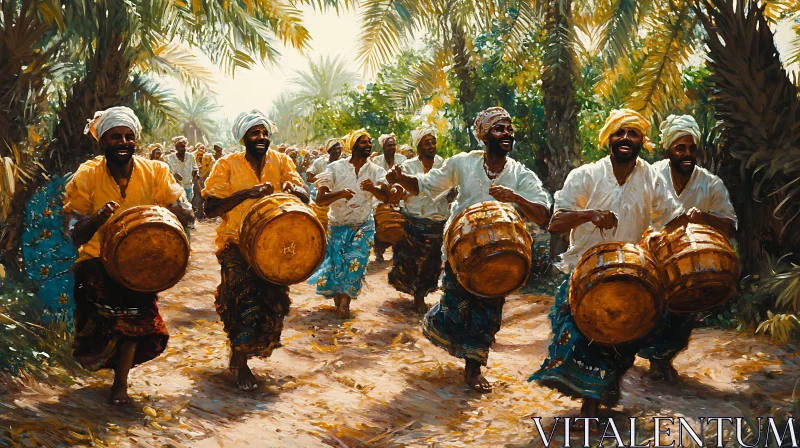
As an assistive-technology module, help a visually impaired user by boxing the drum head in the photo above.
[114,224,189,292]
[463,251,529,297]
[572,280,660,345]
[253,211,326,284]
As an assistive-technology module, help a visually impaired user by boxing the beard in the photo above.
[104,143,135,165]
[244,138,270,155]
[486,134,514,154]
[668,153,696,175]
[610,139,643,163]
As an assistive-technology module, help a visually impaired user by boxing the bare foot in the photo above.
[237,366,259,391]
[109,382,131,405]
[413,296,428,315]
[464,360,492,393]
[580,397,600,418]
[334,295,342,308]
[336,295,351,319]
[649,360,679,382]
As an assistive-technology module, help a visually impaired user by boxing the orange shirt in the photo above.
[202,150,303,251]
[63,156,186,263]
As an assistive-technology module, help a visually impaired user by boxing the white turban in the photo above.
[378,133,396,148]
[411,124,437,150]
[232,109,277,143]
[84,106,141,141]
[659,114,701,149]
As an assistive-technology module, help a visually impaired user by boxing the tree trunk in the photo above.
[540,0,581,258]
[450,17,477,148]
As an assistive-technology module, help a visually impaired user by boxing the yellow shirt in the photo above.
[202,150,303,251]
[63,155,186,263]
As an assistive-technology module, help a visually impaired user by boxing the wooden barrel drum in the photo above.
[444,201,532,297]
[569,242,664,345]
[643,224,739,313]
[239,193,327,285]
[100,205,189,293]
[374,203,405,244]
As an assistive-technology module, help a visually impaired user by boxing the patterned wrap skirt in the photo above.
[72,259,169,371]
[638,311,697,361]
[308,219,375,299]
[422,262,505,366]
[529,275,649,406]
[388,211,446,298]
[216,244,291,358]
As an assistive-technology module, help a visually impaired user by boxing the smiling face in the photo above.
[382,137,397,157]
[354,135,373,158]
[666,134,697,176]
[484,118,514,154]
[609,127,644,163]
[328,143,343,161]
[243,124,271,158]
[417,134,437,159]
[101,126,137,166]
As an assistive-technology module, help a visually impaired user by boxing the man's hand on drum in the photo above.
[590,210,618,229]
[96,201,120,222]
[248,182,274,199]
[388,185,405,206]
[489,185,517,203]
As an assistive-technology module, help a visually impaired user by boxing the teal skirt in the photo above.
[308,219,375,299]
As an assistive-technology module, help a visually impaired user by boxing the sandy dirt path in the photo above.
[2,221,799,447]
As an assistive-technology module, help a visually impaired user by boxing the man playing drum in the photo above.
[372,133,406,261]
[529,109,687,418]
[386,124,449,315]
[64,106,194,404]
[388,107,551,393]
[202,110,308,391]
[638,114,737,382]
[308,129,391,319]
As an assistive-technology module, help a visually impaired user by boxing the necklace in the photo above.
[483,157,505,179]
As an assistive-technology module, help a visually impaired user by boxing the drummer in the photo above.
[386,124,449,314]
[372,133,406,261]
[638,114,737,382]
[529,109,686,418]
[202,109,307,391]
[387,107,551,393]
[308,129,391,319]
[63,106,194,404]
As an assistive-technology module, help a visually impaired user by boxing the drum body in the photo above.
[374,203,405,244]
[444,201,532,298]
[645,224,739,313]
[569,242,663,345]
[101,205,189,293]
[309,201,329,231]
[239,193,327,285]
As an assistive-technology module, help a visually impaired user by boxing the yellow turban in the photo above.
[598,108,654,151]
[344,128,371,152]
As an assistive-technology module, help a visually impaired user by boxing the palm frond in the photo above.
[134,43,215,91]
[355,0,423,75]
[386,49,449,113]
[626,3,699,118]
[289,55,360,108]
[129,73,179,131]
[597,0,639,68]
[496,0,544,61]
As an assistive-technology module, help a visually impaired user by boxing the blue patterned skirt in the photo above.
[308,219,375,299]
[422,262,505,365]
[388,211,445,298]
[528,275,643,405]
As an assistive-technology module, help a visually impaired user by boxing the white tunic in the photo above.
[652,159,737,228]
[308,156,330,175]
[164,153,197,188]
[314,158,387,227]
[373,153,407,171]
[555,156,684,271]
[399,155,449,221]
[415,150,551,235]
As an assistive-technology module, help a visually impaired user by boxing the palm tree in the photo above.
[175,93,219,145]
[289,55,360,108]
[270,92,313,144]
